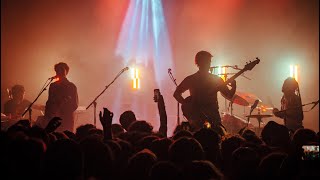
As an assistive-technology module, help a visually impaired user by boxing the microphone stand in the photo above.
[246,107,254,127]
[168,69,180,125]
[22,78,54,123]
[86,68,127,126]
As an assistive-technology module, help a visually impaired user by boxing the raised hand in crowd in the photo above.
[154,89,167,137]
[99,107,114,140]
[14,119,31,128]
[45,117,62,133]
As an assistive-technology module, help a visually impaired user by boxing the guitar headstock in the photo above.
[243,57,260,71]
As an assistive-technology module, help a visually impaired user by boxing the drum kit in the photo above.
[221,91,274,134]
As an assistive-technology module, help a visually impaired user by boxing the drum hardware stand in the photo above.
[22,78,55,123]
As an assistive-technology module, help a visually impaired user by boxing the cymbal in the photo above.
[235,92,262,105]
[246,114,273,118]
[222,91,261,106]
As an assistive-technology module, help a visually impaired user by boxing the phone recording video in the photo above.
[302,145,319,160]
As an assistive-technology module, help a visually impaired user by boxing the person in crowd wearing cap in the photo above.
[273,77,304,133]
[173,51,236,135]
[45,62,78,132]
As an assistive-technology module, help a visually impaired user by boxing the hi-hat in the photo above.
[248,104,274,111]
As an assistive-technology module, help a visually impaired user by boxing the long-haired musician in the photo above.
[273,77,304,133]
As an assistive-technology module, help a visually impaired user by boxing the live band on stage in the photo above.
[1,54,319,135]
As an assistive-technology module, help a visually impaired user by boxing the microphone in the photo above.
[122,67,129,71]
[250,99,260,113]
[310,100,319,110]
[48,75,58,80]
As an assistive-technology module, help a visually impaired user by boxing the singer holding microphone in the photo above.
[45,62,78,132]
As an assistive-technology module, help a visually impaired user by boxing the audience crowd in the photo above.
[0,100,319,180]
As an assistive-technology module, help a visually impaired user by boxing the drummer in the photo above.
[3,85,31,120]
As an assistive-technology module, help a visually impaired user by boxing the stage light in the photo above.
[215,66,226,81]
[290,64,299,82]
[116,0,173,88]
[221,67,226,82]
[131,67,140,89]
[295,65,298,82]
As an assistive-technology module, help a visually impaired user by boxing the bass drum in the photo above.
[222,113,254,134]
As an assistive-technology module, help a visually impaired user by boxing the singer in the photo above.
[273,77,304,133]
[44,62,78,132]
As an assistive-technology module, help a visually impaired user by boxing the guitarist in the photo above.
[173,51,236,134]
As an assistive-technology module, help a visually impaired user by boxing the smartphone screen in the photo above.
[302,145,319,160]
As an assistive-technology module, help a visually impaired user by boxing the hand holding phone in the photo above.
[154,89,160,102]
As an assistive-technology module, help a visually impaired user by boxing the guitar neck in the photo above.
[224,69,246,85]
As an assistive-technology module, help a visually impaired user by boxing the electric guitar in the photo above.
[181,58,260,131]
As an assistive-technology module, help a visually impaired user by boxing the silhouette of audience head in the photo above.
[43,139,83,180]
[173,121,192,134]
[27,126,50,145]
[231,147,260,179]
[195,50,213,71]
[80,136,114,179]
[119,110,137,131]
[6,137,46,179]
[183,160,224,180]
[241,128,263,145]
[149,138,173,161]
[221,134,245,175]
[127,149,157,179]
[169,137,204,166]
[149,161,181,180]
[261,121,290,148]
[291,128,318,148]
[54,62,69,78]
[75,124,96,141]
[258,152,288,178]
[136,135,159,152]
[194,128,221,164]
[172,129,193,140]
[111,123,125,137]
[128,120,153,133]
